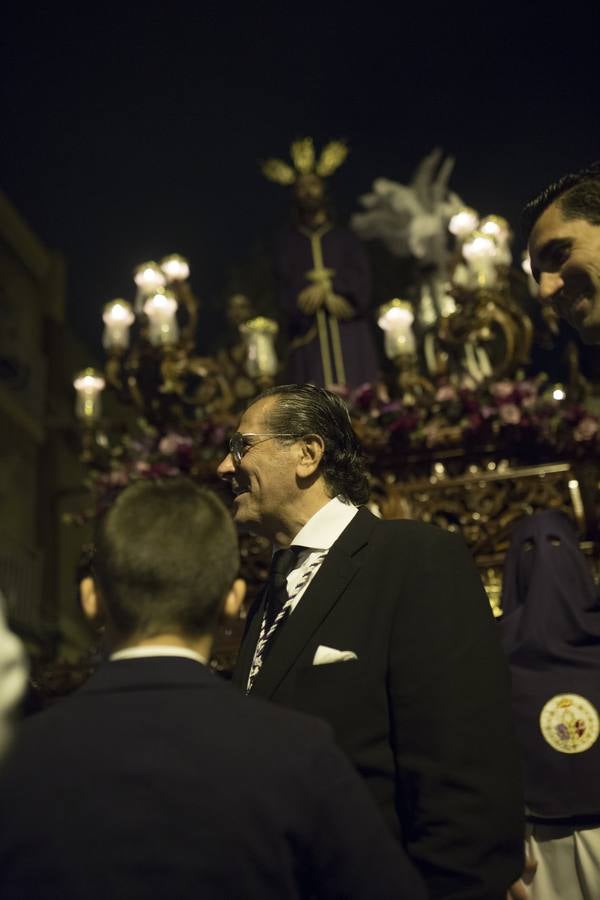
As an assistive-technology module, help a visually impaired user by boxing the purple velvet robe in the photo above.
[275,225,380,388]
[500,510,600,820]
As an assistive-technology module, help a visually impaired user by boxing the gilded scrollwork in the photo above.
[434,284,533,384]
[373,461,590,615]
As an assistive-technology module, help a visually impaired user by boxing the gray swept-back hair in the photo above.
[249,384,370,505]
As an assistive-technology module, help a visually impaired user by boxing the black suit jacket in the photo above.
[0,656,427,900]
[234,508,524,900]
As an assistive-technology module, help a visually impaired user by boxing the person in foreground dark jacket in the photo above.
[0,478,426,900]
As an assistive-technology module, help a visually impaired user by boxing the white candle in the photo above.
[143,289,179,346]
[240,317,279,377]
[377,300,415,359]
[102,299,135,350]
[73,368,105,421]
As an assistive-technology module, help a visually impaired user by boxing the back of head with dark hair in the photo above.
[521,161,600,239]
[251,384,370,506]
[93,478,239,641]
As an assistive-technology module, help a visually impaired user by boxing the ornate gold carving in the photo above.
[315,140,349,177]
[435,284,533,383]
[261,158,296,186]
[262,138,348,184]
[290,137,315,175]
[375,461,591,616]
[380,462,584,554]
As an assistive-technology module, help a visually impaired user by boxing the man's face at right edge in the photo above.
[528,200,600,344]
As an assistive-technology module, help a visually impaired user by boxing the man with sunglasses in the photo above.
[217,383,524,900]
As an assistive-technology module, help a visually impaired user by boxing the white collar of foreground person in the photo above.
[79,573,246,672]
[110,646,208,665]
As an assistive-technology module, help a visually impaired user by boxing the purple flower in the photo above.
[490,380,514,400]
[327,384,350,399]
[435,385,457,402]
[515,379,537,399]
[574,417,599,442]
[423,423,441,446]
[461,395,480,414]
[128,439,151,455]
[563,405,585,424]
[499,404,521,425]
[389,413,419,433]
[107,470,129,486]
[380,401,404,415]
[147,462,181,477]
[351,383,375,410]
[210,425,227,446]
[159,433,193,455]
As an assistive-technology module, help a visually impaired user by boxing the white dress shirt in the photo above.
[280,496,359,613]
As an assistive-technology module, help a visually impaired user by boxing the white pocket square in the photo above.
[312,645,358,666]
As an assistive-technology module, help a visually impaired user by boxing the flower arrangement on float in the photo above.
[65,415,237,525]
[346,374,600,460]
[66,374,600,525]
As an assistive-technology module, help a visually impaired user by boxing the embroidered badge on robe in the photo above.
[539,693,600,753]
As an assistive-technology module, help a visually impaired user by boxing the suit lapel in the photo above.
[249,507,378,699]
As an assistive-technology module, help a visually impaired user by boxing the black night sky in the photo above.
[3,3,599,355]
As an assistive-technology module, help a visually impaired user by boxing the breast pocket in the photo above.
[290,661,374,740]
[295,658,365,689]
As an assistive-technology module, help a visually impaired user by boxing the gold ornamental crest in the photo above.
[261,138,348,185]
[539,693,600,754]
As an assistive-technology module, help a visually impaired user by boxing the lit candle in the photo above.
[462,230,498,286]
[480,215,512,266]
[134,261,166,293]
[449,207,479,239]
[377,300,415,359]
[143,289,179,346]
[240,317,279,377]
[102,299,135,350]
[480,215,510,243]
[160,254,190,282]
[73,368,105,422]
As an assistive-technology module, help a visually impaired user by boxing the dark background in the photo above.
[3,2,599,355]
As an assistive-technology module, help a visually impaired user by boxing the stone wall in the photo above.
[0,191,93,661]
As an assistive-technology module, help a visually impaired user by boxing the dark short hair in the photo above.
[250,384,370,505]
[521,161,600,239]
[93,478,238,641]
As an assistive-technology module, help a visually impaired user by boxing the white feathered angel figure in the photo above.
[351,147,464,271]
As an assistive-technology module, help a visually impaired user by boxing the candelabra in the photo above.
[375,207,534,392]
[377,300,435,403]
[73,256,280,436]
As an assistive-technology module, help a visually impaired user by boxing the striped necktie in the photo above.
[264,547,301,628]
[246,546,306,692]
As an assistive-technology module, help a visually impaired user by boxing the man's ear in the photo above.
[80,576,101,623]
[223,578,246,620]
[296,434,325,478]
